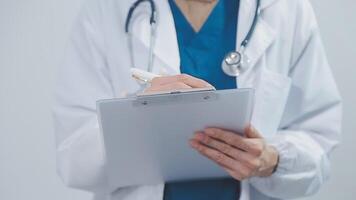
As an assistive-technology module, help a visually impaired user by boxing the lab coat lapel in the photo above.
[131,1,180,74]
[236,0,277,71]
[154,1,180,73]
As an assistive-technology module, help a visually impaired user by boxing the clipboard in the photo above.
[97,88,254,190]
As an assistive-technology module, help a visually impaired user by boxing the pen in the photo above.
[131,68,161,83]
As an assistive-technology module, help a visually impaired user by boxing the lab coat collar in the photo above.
[154,0,181,73]
[131,0,278,74]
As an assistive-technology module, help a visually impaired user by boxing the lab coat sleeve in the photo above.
[249,1,342,199]
[52,0,113,193]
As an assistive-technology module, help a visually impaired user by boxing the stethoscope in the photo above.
[125,0,261,77]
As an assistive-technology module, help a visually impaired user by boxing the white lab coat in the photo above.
[52,0,342,199]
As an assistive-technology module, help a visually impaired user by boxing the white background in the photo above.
[0,0,355,199]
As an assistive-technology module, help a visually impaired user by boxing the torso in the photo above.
[100,1,302,198]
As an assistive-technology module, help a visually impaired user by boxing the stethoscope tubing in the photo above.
[240,0,261,48]
[125,0,156,33]
[125,0,261,74]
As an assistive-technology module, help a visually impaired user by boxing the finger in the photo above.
[205,128,265,156]
[151,76,181,86]
[152,74,213,88]
[245,125,262,139]
[189,139,240,170]
[193,133,260,170]
[190,139,254,181]
[194,132,236,158]
[243,126,266,156]
[145,82,191,93]
[175,74,214,88]
[204,128,250,152]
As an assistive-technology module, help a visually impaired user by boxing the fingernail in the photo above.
[249,124,254,131]
[207,85,216,90]
[195,133,205,141]
[189,140,198,148]
[249,125,256,133]
[204,129,214,136]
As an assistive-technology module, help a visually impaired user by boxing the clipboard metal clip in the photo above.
[136,87,215,97]
[133,88,218,107]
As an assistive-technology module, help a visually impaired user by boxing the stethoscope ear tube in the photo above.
[241,0,261,48]
[125,0,158,72]
[125,0,157,33]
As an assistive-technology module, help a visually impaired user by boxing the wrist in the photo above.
[258,145,279,177]
[270,145,280,174]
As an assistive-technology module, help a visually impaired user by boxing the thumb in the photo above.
[245,125,262,138]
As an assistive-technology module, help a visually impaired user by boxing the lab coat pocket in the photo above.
[252,68,291,137]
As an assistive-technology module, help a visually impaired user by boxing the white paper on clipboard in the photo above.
[96,88,254,190]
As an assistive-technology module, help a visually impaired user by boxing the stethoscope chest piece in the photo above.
[220,0,261,77]
[222,51,243,77]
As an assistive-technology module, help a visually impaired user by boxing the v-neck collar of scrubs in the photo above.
[170,1,220,36]
[169,0,239,90]
[169,0,225,46]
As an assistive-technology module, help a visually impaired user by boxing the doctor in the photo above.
[53,0,342,200]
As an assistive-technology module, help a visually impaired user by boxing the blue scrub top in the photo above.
[169,0,239,90]
[164,1,241,200]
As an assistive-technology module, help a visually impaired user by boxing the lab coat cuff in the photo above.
[248,136,297,191]
[266,136,297,174]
